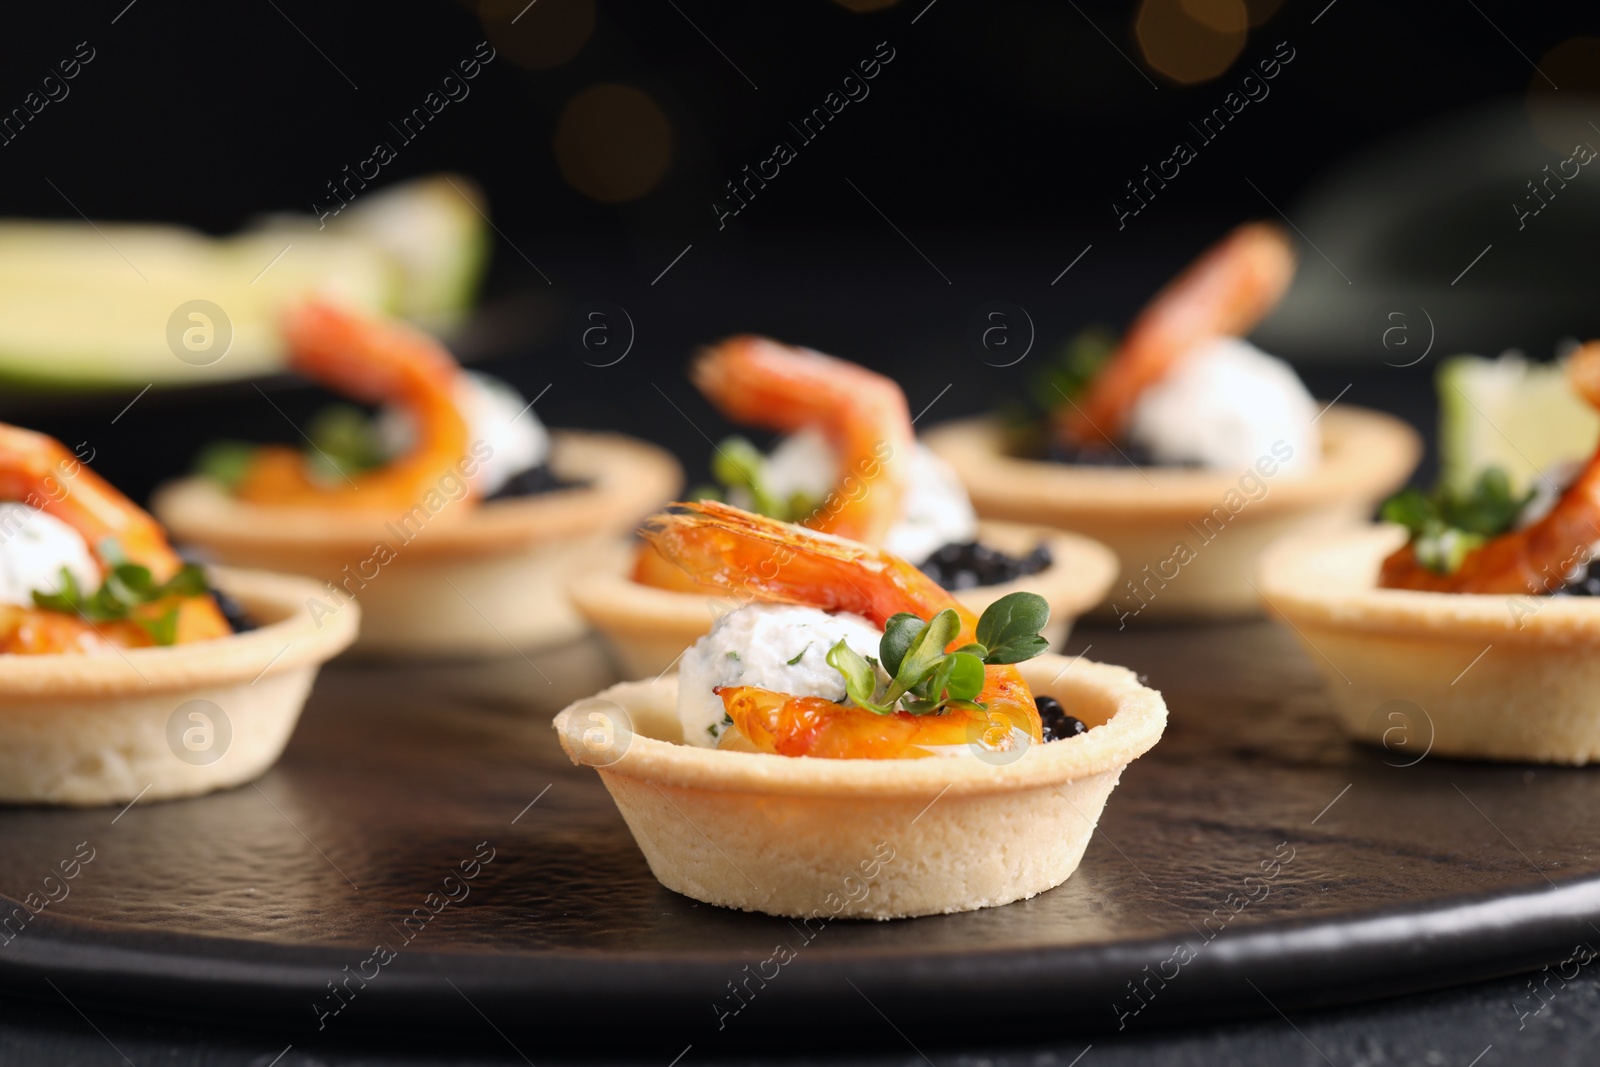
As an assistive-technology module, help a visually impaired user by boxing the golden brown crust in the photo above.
[152,431,682,561]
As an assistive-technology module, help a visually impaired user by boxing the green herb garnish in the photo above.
[305,404,388,482]
[194,440,259,489]
[193,403,388,489]
[710,436,773,512]
[786,645,809,665]
[1380,466,1534,574]
[1028,326,1117,413]
[1000,326,1118,455]
[826,641,892,714]
[826,592,1051,717]
[32,552,212,646]
[699,435,822,523]
[972,590,1053,663]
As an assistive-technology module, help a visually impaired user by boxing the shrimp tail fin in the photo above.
[281,300,461,405]
[641,500,957,628]
[1058,221,1297,447]
[642,500,878,587]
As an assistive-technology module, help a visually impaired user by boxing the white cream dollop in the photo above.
[379,371,549,496]
[744,429,978,564]
[676,603,884,748]
[1127,337,1319,477]
[883,446,979,564]
[0,504,101,607]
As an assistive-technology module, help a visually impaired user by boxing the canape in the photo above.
[925,223,1420,620]
[0,425,355,805]
[153,301,680,657]
[556,501,1166,919]
[570,336,1117,677]
[1258,341,1600,764]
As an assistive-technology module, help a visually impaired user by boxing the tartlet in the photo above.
[926,406,1420,619]
[156,431,679,657]
[151,301,681,658]
[555,649,1165,918]
[0,565,357,805]
[931,222,1419,619]
[1257,525,1600,764]
[574,335,1117,677]
[1260,340,1600,763]
[573,519,1115,679]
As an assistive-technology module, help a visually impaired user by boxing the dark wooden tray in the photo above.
[2,621,1596,1053]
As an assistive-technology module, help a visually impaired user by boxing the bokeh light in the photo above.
[553,84,674,203]
[1241,0,1284,27]
[1135,0,1248,85]
[479,0,596,70]
[1526,37,1600,153]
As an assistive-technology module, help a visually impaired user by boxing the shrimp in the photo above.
[631,539,721,593]
[633,336,913,594]
[233,301,473,511]
[690,336,912,545]
[0,424,230,652]
[1056,222,1296,448]
[643,500,1041,760]
[1381,340,1600,594]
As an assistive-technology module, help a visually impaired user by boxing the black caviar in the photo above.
[919,540,1052,590]
[212,588,258,634]
[178,547,258,633]
[1551,559,1600,597]
[486,463,582,501]
[1036,695,1087,742]
[1044,439,1200,470]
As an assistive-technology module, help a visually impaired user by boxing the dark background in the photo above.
[1,1,1596,497]
[0,1,1585,249]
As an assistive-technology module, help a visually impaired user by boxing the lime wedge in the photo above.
[260,173,490,331]
[0,222,394,387]
[1437,352,1600,494]
[0,174,488,390]
[329,174,489,330]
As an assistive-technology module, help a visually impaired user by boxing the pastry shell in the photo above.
[152,431,681,658]
[923,407,1420,619]
[568,520,1118,679]
[1258,525,1600,764]
[0,566,357,807]
[553,651,1166,918]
